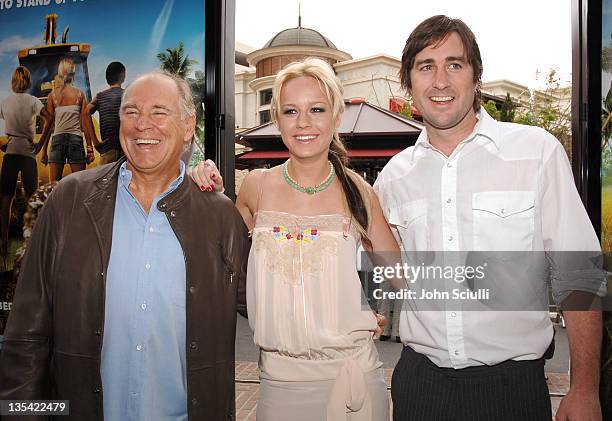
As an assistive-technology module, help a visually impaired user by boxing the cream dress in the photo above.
[247,210,389,421]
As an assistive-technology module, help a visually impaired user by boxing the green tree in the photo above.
[513,69,571,157]
[186,70,206,166]
[157,41,197,79]
[482,100,501,121]
[499,93,516,122]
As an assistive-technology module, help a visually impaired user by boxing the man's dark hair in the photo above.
[400,15,483,112]
[105,61,126,85]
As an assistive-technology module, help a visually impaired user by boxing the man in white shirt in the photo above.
[373,15,604,421]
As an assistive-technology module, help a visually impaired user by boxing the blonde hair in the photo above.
[271,58,345,132]
[270,58,372,238]
[57,58,75,84]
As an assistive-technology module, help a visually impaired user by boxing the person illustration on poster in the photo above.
[88,61,126,165]
[0,66,52,261]
[39,57,96,181]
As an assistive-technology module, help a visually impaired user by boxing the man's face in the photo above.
[119,75,194,178]
[409,32,477,133]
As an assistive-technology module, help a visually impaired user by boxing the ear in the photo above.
[183,115,196,143]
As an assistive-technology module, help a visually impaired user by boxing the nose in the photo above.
[296,111,311,128]
[432,68,450,90]
[134,113,153,131]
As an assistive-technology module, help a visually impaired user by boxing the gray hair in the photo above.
[122,71,196,121]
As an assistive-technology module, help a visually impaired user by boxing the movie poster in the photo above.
[0,0,205,333]
[602,0,612,414]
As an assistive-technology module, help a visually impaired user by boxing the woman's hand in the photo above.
[189,159,224,192]
[373,312,386,339]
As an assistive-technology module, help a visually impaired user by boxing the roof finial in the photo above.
[298,2,302,28]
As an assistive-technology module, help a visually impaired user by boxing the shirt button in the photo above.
[454,350,459,356]
[191,398,198,406]
[190,341,198,350]
[500,208,506,214]
[448,235,453,241]
[189,286,196,294]
[95,329,102,336]
[141,303,147,310]
[136,345,143,351]
[450,312,457,318]
[145,263,151,269]
[446,198,452,204]
[170,210,176,217]
[446,162,452,168]
[93,387,101,394]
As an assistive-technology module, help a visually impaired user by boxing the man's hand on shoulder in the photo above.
[555,388,601,421]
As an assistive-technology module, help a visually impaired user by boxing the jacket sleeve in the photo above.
[0,188,61,403]
[223,203,250,319]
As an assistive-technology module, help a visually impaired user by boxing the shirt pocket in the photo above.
[388,199,428,251]
[472,191,535,251]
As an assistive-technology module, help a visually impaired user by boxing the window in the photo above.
[260,89,273,106]
[259,110,271,124]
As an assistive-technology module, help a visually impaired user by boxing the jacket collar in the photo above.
[87,158,193,213]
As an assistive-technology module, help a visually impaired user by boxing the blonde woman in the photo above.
[40,58,95,181]
[192,58,399,421]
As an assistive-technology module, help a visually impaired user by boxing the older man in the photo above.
[0,72,249,421]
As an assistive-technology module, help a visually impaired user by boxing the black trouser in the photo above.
[0,154,37,197]
[391,346,552,421]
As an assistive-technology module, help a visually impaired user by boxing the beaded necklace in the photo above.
[282,160,335,195]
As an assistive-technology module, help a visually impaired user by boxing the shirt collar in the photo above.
[118,160,186,196]
[412,107,501,158]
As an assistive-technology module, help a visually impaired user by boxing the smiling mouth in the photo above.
[430,96,454,103]
[295,135,317,142]
[135,139,161,145]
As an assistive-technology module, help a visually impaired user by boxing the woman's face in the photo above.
[276,76,339,161]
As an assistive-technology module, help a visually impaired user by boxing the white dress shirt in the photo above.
[373,108,601,368]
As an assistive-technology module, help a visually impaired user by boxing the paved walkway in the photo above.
[235,361,569,421]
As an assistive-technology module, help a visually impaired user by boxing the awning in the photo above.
[237,148,404,160]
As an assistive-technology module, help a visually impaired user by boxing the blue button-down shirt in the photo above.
[101,162,187,421]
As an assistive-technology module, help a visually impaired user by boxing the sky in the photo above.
[236,0,573,91]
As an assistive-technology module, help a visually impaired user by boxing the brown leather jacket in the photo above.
[0,159,250,421]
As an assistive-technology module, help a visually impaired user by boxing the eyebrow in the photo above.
[120,103,172,111]
[280,101,328,107]
[414,56,467,67]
